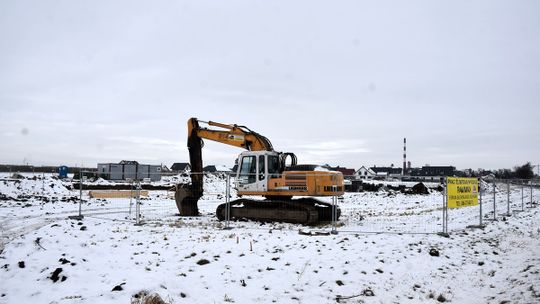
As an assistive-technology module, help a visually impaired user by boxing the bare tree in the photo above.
[514,162,534,179]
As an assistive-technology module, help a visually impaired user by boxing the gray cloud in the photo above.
[1,0,539,170]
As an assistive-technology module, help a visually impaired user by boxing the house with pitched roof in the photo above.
[355,166,376,180]
[171,162,191,173]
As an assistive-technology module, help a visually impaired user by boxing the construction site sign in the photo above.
[447,177,479,208]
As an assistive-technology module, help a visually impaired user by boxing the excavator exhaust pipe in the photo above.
[175,184,201,216]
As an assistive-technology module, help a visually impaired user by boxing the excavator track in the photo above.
[215,198,340,225]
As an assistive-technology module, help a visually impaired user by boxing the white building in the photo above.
[355,166,376,180]
[97,160,161,181]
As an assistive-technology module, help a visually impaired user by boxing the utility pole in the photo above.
[402,138,407,176]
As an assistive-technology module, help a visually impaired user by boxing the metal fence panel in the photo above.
[63,172,539,235]
[340,176,444,234]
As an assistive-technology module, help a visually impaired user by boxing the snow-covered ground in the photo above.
[1,174,539,303]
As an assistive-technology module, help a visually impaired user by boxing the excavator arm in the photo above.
[191,119,274,151]
[176,118,275,216]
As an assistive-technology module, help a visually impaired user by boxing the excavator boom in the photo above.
[201,120,273,151]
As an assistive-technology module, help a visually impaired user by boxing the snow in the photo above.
[314,166,330,172]
[91,178,115,186]
[1,176,539,303]
[214,165,232,172]
[0,174,72,200]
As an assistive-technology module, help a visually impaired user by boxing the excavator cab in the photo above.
[234,150,344,197]
[236,151,281,193]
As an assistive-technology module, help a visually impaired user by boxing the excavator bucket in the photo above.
[175,184,201,216]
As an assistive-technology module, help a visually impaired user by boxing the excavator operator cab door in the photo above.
[236,152,277,193]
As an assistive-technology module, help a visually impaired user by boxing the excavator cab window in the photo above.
[268,155,280,178]
[258,156,265,181]
[239,155,256,184]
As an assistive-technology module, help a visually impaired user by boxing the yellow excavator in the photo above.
[175,118,344,224]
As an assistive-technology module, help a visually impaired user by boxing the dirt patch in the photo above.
[410,183,430,195]
[49,267,67,283]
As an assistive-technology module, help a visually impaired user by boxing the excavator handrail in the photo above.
[206,120,255,135]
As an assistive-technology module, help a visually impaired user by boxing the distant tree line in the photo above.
[511,162,536,179]
[467,162,536,180]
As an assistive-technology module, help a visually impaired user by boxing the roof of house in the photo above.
[119,160,139,165]
[203,165,232,172]
[171,163,190,171]
[329,166,355,176]
[370,167,402,174]
[203,165,216,172]
[355,166,376,175]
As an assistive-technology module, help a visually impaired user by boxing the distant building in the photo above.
[370,166,402,179]
[419,166,455,176]
[355,166,376,180]
[171,162,191,172]
[328,166,356,178]
[97,160,161,181]
[406,165,456,182]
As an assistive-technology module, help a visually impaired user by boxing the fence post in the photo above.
[129,180,133,217]
[530,183,534,208]
[223,173,232,230]
[441,181,445,235]
[438,177,450,236]
[69,169,84,220]
[479,178,483,227]
[135,181,142,225]
[445,178,449,234]
[492,182,496,221]
[80,172,83,216]
[331,184,338,235]
[504,180,511,216]
[521,182,525,211]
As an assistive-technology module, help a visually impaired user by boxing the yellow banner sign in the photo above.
[447,177,479,208]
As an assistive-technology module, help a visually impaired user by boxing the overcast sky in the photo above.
[1,0,539,171]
